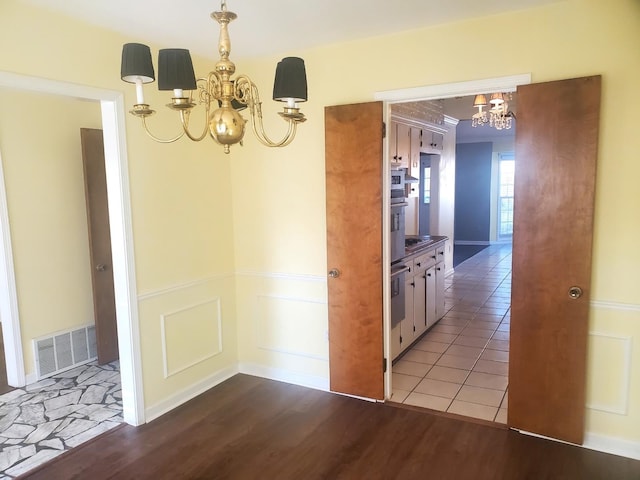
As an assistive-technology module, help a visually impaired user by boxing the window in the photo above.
[498,157,515,238]
[423,166,431,204]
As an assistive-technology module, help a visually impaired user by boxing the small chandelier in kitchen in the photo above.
[120,0,308,154]
[471,93,514,130]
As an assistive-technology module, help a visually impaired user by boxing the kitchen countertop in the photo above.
[403,235,447,260]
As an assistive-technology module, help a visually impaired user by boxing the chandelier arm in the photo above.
[250,117,296,147]
[241,81,297,147]
[141,117,185,143]
[179,108,209,142]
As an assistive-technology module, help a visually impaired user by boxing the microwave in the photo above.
[391,170,404,190]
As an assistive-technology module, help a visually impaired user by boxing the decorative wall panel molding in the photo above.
[586,332,632,415]
[590,300,640,312]
[160,298,223,378]
[138,274,232,301]
[255,294,329,361]
[236,270,326,283]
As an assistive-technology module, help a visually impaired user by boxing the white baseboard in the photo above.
[584,432,640,461]
[238,362,329,392]
[145,365,239,423]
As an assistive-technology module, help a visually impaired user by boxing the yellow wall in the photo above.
[0,0,239,410]
[231,0,640,448]
[1,0,639,452]
[0,91,101,374]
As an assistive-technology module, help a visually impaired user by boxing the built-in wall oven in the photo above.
[390,170,407,264]
[391,263,410,327]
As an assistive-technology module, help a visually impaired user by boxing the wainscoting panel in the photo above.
[586,332,632,415]
[584,301,640,459]
[161,298,223,378]
[255,295,328,361]
[235,273,329,385]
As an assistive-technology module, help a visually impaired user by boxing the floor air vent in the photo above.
[34,325,97,379]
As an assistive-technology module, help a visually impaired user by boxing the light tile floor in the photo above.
[0,360,123,478]
[392,243,512,424]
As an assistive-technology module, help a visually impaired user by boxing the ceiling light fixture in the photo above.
[471,92,514,130]
[120,0,308,154]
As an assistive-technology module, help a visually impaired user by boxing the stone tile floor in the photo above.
[0,361,122,478]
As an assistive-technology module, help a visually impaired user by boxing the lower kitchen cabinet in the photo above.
[435,261,446,321]
[425,266,436,329]
[394,242,447,359]
[391,242,446,358]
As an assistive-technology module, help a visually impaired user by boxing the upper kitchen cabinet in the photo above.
[389,122,410,168]
[390,101,446,159]
[420,128,444,153]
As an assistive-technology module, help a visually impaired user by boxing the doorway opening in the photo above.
[376,75,528,423]
[0,71,144,429]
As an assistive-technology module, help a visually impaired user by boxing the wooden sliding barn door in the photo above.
[325,102,384,400]
[509,76,601,444]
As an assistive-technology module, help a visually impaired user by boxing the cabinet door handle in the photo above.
[411,282,415,287]
[437,267,441,271]
[431,255,436,259]
[427,273,432,277]
[416,262,421,267]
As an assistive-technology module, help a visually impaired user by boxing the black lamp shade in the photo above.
[158,49,197,91]
[273,57,308,103]
[121,43,155,84]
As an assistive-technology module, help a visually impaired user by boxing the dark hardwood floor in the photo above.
[19,374,640,480]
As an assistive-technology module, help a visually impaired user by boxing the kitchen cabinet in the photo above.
[406,127,421,198]
[420,128,444,153]
[425,266,436,329]
[395,242,446,358]
[435,246,446,321]
[389,122,410,168]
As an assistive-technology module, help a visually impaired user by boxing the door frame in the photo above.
[0,71,145,426]
[374,73,531,400]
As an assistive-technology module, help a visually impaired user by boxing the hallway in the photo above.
[391,243,512,422]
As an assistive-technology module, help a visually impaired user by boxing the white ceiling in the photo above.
[20,0,562,59]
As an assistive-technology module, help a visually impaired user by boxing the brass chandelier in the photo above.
[120,0,308,154]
